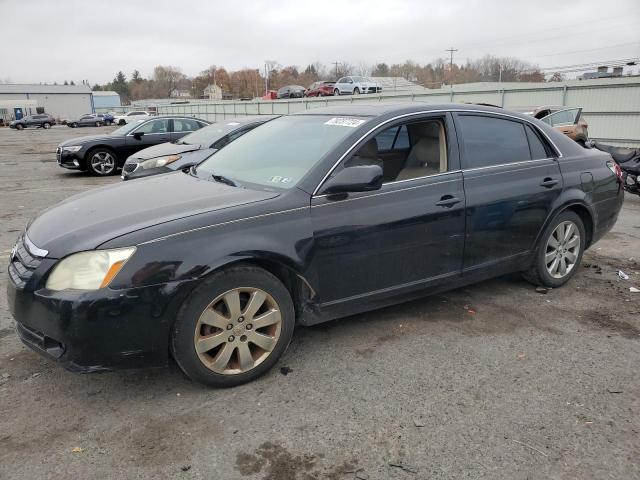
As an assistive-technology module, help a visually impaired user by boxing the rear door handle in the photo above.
[540,177,559,188]
[436,195,461,208]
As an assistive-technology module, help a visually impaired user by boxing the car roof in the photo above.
[290,102,522,119]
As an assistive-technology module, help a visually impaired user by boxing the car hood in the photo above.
[59,134,116,147]
[27,172,278,258]
[128,142,202,162]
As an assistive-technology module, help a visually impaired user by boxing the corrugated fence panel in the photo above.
[155,79,640,146]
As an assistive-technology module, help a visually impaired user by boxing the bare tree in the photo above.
[153,65,186,98]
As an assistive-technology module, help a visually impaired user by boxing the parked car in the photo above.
[333,76,382,95]
[56,116,209,176]
[261,90,278,100]
[9,114,56,130]
[511,106,589,146]
[277,85,306,99]
[305,81,335,97]
[66,114,104,128]
[9,104,623,387]
[112,111,152,125]
[96,113,115,126]
[122,115,279,180]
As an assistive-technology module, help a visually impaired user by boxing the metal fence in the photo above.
[124,78,640,147]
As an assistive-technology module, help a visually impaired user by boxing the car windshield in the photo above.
[176,121,250,147]
[111,120,145,135]
[196,115,366,189]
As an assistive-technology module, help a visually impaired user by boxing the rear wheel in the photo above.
[118,119,126,126]
[15,124,24,130]
[71,122,78,128]
[334,89,340,96]
[171,265,295,387]
[523,211,585,288]
[86,148,117,176]
[42,122,51,129]
[105,120,112,126]
[353,87,360,95]
[95,121,102,127]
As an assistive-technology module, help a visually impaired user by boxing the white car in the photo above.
[333,76,382,95]
[112,111,151,125]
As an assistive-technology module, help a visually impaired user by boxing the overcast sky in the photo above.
[2,0,639,84]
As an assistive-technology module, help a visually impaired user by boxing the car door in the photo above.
[310,113,465,305]
[80,115,93,126]
[335,78,345,94]
[24,116,37,127]
[454,113,564,273]
[124,118,171,157]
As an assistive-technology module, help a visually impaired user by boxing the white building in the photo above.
[0,84,94,121]
[204,84,223,100]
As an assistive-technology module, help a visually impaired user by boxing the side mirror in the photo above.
[133,131,144,140]
[321,165,383,195]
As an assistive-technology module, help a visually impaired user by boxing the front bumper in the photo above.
[8,276,196,372]
[56,147,84,169]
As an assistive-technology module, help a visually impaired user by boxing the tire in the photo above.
[86,147,118,176]
[118,120,126,126]
[353,87,360,95]
[105,120,112,126]
[71,122,78,128]
[523,210,586,288]
[171,264,295,388]
[95,121,102,127]
[15,124,24,130]
[334,89,340,96]
[42,122,51,129]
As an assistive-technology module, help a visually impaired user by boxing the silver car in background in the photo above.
[333,76,382,95]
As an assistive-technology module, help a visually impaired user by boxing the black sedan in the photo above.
[8,103,623,388]
[121,115,279,180]
[56,116,210,176]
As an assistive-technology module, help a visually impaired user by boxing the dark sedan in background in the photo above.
[56,116,209,176]
[276,85,305,99]
[122,115,279,180]
[66,114,104,128]
[8,103,623,388]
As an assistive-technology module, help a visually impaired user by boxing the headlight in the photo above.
[46,247,136,291]
[61,145,82,152]
[139,154,181,170]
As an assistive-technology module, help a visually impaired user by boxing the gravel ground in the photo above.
[0,126,638,480]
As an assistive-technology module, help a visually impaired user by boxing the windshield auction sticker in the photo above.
[324,117,366,128]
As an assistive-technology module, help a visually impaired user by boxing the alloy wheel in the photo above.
[194,287,282,375]
[90,151,116,175]
[545,220,580,278]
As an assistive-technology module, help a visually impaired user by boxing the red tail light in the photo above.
[606,159,623,183]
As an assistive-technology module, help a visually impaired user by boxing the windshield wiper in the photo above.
[211,173,239,187]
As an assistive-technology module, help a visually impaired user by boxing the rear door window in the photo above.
[540,108,580,127]
[173,119,201,132]
[457,115,531,169]
[525,125,551,160]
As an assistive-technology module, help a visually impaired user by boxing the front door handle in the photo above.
[436,195,461,208]
[540,177,559,188]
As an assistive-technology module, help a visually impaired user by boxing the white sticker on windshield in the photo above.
[269,176,291,184]
[324,117,366,128]
[226,122,241,126]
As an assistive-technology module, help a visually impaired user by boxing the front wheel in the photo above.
[171,265,295,388]
[118,119,126,126]
[15,124,24,130]
[95,121,102,127]
[42,122,51,129]
[86,148,117,176]
[523,211,585,288]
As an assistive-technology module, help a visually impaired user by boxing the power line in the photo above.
[529,42,640,59]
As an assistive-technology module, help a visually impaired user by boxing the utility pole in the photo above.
[332,61,340,79]
[445,47,458,86]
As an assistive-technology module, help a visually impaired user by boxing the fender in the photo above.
[533,186,596,250]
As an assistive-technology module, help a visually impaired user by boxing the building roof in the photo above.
[370,77,430,92]
[0,83,92,94]
[92,90,120,97]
